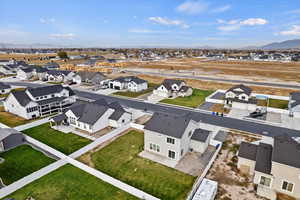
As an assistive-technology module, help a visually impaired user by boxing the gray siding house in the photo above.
[77,71,106,85]
[144,113,211,164]
[238,135,300,200]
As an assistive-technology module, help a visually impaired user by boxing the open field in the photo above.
[0,145,55,185]
[113,83,158,98]
[160,88,214,108]
[3,164,138,200]
[122,58,300,82]
[0,106,36,127]
[23,124,91,155]
[79,130,196,200]
[123,73,300,96]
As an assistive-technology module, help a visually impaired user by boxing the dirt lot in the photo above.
[108,72,299,96]
[206,131,267,200]
[122,58,300,83]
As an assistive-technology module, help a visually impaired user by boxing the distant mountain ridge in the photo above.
[260,39,300,50]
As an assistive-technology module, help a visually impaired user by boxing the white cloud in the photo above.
[39,18,56,24]
[149,17,190,29]
[279,25,300,36]
[212,5,231,13]
[49,33,75,39]
[240,18,268,25]
[217,18,268,32]
[128,29,170,34]
[176,0,209,15]
[218,25,241,32]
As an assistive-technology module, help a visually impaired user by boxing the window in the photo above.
[282,181,294,192]
[181,149,184,156]
[259,176,271,187]
[52,94,55,98]
[168,150,175,159]
[189,130,193,137]
[122,119,125,123]
[149,143,160,152]
[167,137,175,144]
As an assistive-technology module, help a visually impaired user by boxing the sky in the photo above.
[1,0,300,48]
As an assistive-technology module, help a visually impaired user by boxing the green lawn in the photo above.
[113,83,158,98]
[4,164,138,200]
[79,130,195,200]
[0,145,55,185]
[257,98,289,109]
[160,88,214,108]
[23,123,91,155]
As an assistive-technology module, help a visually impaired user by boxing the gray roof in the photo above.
[272,135,300,168]
[37,97,66,105]
[161,79,185,91]
[227,84,252,96]
[27,85,74,97]
[144,112,193,139]
[113,76,147,84]
[255,143,272,174]
[191,128,210,142]
[180,86,191,93]
[50,113,67,122]
[78,71,106,81]
[291,92,300,101]
[238,142,257,161]
[10,91,32,106]
[69,103,109,125]
[0,128,22,141]
[46,70,72,76]
[20,67,33,73]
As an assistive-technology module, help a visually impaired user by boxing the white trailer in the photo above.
[192,178,218,200]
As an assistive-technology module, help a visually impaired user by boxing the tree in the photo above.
[57,51,68,59]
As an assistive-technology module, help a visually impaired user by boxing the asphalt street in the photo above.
[5,81,300,138]
[125,70,300,90]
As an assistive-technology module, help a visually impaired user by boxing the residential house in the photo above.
[0,82,11,95]
[77,71,106,85]
[238,135,300,200]
[153,79,192,98]
[16,68,34,80]
[45,70,81,84]
[224,84,257,110]
[0,65,14,75]
[43,62,60,70]
[52,99,132,133]
[289,92,300,118]
[109,76,148,92]
[144,112,211,163]
[0,128,24,152]
[4,85,76,119]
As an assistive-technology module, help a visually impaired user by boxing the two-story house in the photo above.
[45,70,81,84]
[153,79,192,98]
[4,85,76,119]
[52,99,132,133]
[225,84,257,110]
[238,135,300,200]
[109,76,148,92]
[144,112,211,164]
[289,92,300,118]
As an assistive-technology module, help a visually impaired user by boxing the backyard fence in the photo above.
[186,141,223,200]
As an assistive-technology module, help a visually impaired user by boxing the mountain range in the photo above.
[0,39,300,49]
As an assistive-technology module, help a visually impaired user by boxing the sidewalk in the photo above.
[14,117,50,131]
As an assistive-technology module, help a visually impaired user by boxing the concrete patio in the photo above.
[175,145,216,176]
[139,151,178,168]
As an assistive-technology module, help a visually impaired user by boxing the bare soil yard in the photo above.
[206,131,266,200]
